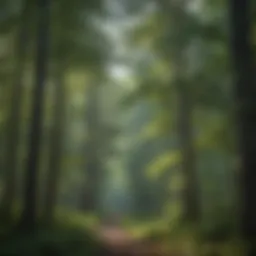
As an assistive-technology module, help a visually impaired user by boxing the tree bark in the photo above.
[229,0,256,254]
[19,0,51,230]
[177,82,200,223]
[169,0,200,223]
[81,82,101,212]
[42,64,66,224]
[0,0,31,217]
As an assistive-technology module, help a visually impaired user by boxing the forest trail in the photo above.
[97,226,184,256]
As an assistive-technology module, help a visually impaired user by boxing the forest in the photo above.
[0,0,255,255]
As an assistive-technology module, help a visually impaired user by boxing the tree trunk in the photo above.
[168,0,200,223]
[177,83,200,223]
[81,82,101,212]
[229,0,256,254]
[19,0,50,230]
[42,65,66,224]
[0,0,31,217]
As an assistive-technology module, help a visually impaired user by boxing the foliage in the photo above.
[0,0,250,253]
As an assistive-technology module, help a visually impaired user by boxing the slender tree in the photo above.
[81,81,102,212]
[229,0,256,255]
[19,0,51,229]
[42,63,66,223]
[164,0,200,222]
[176,79,199,223]
[1,0,31,217]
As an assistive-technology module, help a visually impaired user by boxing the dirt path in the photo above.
[96,226,181,256]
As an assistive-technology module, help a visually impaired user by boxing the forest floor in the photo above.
[97,225,183,256]
[0,211,245,256]
[0,224,244,256]
[95,225,244,256]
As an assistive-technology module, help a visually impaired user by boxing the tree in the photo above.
[165,0,200,223]
[42,0,108,219]
[0,0,32,218]
[42,63,66,223]
[19,0,51,229]
[81,80,102,212]
[229,0,256,254]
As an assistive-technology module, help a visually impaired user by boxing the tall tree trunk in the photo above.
[229,0,256,254]
[42,64,66,224]
[177,83,200,223]
[81,82,101,212]
[167,0,200,223]
[19,0,50,229]
[0,0,31,217]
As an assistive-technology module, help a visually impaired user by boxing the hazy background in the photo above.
[0,0,254,256]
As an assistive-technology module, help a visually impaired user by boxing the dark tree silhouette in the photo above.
[19,0,51,229]
[1,0,31,217]
[42,64,66,223]
[229,0,256,255]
